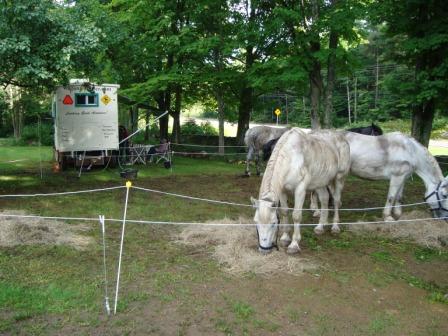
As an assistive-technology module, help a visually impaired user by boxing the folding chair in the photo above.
[130,144,150,165]
[149,141,172,168]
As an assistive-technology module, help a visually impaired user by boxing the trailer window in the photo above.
[75,93,98,107]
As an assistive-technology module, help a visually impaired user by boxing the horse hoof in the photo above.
[312,211,320,218]
[331,227,341,234]
[286,246,301,254]
[384,216,395,222]
[279,239,291,248]
[314,227,324,235]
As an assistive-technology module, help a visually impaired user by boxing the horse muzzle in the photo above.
[258,245,275,254]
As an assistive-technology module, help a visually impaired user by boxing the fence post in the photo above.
[114,181,132,314]
[99,215,110,315]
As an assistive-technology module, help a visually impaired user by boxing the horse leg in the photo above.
[278,193,292,248]
[392,181,405,220]
[255,151,261,176]
[287,185,306,254]
[384,175,406,221]
[329,177,345,234]
[245,147,254,176]
[314,187,329,235]
[310,191,320,217]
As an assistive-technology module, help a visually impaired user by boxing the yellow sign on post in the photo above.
[274,108,281,116]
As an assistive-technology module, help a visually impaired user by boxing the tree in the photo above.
[0,0,102,89]
[373,0,448,147]
[0,0,102,137]
[191,0,238,153]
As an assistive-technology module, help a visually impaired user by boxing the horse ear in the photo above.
[250,197,258,207]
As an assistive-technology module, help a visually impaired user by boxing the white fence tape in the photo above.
[0,212,446,227]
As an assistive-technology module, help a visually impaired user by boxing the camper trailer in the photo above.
[52,79,120,170]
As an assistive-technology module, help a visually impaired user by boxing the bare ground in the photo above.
[1,174,447,335]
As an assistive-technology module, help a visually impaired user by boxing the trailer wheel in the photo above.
[108,155,118,168]
[59,155,68,171]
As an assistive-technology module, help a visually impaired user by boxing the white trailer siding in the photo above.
[53,83,120,152]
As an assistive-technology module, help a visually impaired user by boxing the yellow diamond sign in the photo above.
[274,108,281,116]
[101,95,111,105]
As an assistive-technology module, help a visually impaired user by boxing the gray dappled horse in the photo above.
[262,123,383,162]
[244,125,289,176]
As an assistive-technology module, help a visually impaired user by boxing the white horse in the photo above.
[251,128,350,254]
[311,132,448,220]
[244,125,289,176]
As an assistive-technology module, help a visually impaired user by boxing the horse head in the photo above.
[251,196,279,253]
[370,123,383,136]
[262,138,279,161]
[424,177,448,220]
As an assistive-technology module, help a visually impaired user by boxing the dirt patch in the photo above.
[176,217,318,276]
[350,210,448,248]
[0,210,93,249]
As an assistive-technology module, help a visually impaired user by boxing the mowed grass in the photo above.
[0,144,447,335]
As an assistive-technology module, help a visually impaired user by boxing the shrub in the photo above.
[19,123,53,146]
[181,119,217,136]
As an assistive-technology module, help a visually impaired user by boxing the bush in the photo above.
[18,123,53,146]
[181,119,218,136]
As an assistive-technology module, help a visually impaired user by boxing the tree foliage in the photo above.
[0,0,447,145]
[0,0,102,89]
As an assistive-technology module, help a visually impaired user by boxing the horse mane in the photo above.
[406,134,443,180]
[259,129,299,200]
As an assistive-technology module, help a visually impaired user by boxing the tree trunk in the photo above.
[158,53,174,141]
[130,105,138,133]
[144,110,150,141]
[236,36,255,145]
[156,90,171,141]
[308,0,322,130]
[309,40,323,130]
[375,46,379,109]
[236,86,253,145]
[323,30,338,128]
[354,77,358,123]
[12,104,23,139]
[7,86,23,139]
[216,90,225,155]
[346,79,351,124]
[171,85,182,143]
[411,99,435,148]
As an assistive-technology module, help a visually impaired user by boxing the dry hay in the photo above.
[0,210,93,250]
[349,210,448,248]
[176,217,318,277]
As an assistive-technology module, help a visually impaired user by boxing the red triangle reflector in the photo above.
[63,95,73,105]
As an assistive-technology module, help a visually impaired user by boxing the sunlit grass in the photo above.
[0,142,447,335]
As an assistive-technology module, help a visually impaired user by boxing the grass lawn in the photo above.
[0,144,447,335]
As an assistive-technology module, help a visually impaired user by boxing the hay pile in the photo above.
[0,210,93,249]
[176,217,318,276]
[349,210,448,248]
